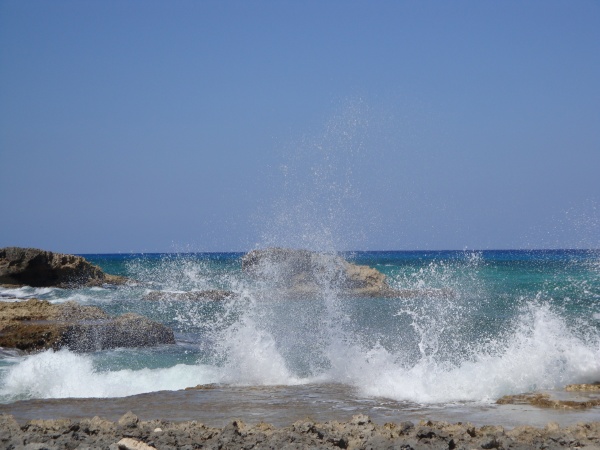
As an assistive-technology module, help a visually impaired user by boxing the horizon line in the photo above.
[75,247,600,256]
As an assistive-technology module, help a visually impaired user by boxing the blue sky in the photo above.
[1,1,599,253]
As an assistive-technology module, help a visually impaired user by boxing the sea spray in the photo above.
[0,350,219,401]
[1,251,599,405]
[1,104,599,410]
[340,300,600,403]
[204,102,375,386]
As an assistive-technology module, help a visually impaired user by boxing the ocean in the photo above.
[1,249,599,427]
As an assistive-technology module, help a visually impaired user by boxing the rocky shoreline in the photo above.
[0,299,175,353]
[1,411,599,450]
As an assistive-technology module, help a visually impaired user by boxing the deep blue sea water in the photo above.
[1,249,599,425]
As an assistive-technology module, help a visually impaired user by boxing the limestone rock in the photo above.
[565,382,600,391]
[0,247,128,288]
[497,392,600,409]
[242,247,413,298]
[0,299,175,352]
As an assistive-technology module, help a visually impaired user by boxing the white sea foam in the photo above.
[334,303,600,403]
[2,295,597,404]
[0,286,59,301]
[218,316,307,386]
[0,350,221,401]
[210,274,600,404]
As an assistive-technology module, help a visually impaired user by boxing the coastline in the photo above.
[2,409,600,450]
[1,248,599,447]
[2,383,599,428]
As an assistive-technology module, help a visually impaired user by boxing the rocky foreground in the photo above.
[1,412,599,450]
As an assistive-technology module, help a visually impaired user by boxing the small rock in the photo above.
[118,412,139,429]
[350,414,371,425]
[480,436,503,449]
[116,438,156,450]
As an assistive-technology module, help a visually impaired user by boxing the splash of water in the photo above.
[0,350,219,401]
[2,105,599,406]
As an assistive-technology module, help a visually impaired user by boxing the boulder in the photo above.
[241,248,401,297]
[0,247,128,288]
[0,299,175,352]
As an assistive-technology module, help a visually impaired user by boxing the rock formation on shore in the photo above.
[1,412,599,450]
[0,247,127,288]
[0,299,175,352]
[242,247,439,298]
[497,384,600,410]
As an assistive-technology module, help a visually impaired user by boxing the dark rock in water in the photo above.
[0,299,175,352]
[61,313,175,352]
[0,247,128,288]
[242,247,442,298]
[143,290,236,302]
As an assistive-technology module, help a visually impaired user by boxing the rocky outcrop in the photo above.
[242,248,429,298]
[497,389,600,409]
[1,412,599,450]
[0,247,128,288]
[0,299,174,352]
[143,290,236,302]
[566,382,600,392]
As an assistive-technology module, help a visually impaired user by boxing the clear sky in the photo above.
[1,1,599,253]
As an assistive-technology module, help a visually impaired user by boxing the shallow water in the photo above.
[2,384,599,428]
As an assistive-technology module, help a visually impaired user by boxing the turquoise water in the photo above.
[0,250,599,411]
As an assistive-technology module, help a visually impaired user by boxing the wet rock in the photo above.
[0,299,175,352]
[0,247,128,288]
[62,313,175,352]
[242,247,429,298]
[496,392,600,409]
[184,383,219,390]
[565,382,600,391]
[143,290,236,302]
